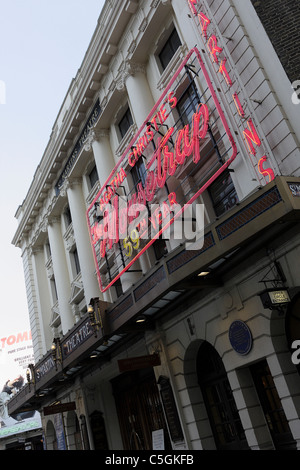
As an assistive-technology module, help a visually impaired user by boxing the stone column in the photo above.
[64,178,101,304]
[47,216,74,334]
[118,62,155,273]
[85,129,116,187]
[31,245,52,353]
[119,62,155,128]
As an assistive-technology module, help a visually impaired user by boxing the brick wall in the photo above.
[251,0,300,83]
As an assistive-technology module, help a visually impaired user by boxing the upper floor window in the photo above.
[176,83,199,127]
[89,164,99,189]
[131,157,147,188]
[71,248,81,276]
[46,242,51,259]
[159,28,182,70]
[119,106,133,139]
[50,277,58,303]
[64,206,72,227]
[175,80,239,218]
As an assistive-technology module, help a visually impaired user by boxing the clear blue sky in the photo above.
[0,0,105,335]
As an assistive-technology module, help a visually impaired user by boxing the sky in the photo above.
[0,0,105,337]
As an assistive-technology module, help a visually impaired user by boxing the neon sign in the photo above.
[87,47,237,292]
[187,0,275,184]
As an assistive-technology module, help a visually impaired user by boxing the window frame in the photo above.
[118,106,134,139]
[158,27,182,71]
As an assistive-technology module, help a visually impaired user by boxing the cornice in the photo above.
[12,0,164,248]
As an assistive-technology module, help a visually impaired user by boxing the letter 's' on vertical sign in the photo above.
[87,48,237,292]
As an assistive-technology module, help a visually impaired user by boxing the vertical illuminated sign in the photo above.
[186,0,276,184]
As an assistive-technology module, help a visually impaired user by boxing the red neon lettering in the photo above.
[156,141,175,188]
[175,103,209,165]
[99,169,127,209]
[91,222,103,244]
[198,12,211,39]
[188,0,198,15]
[195,103,209,139]
[100,239,106,258]
[168,91,177,108]
[145,171,157,202]
[168,192,177,206]
[233,92,245,117]
[150,114,161,131]
[258,156,275,183]
[218,58,232,87]
[128,96,175,168]
[243,119,261,155]
[129,148,139,167]
[146,125,154,142]
[159,104,168,123]
[112,196,119,245]
[88,47,239,292]
[175,125,193,165]
[207,35,222,64]
[137,182,146,206]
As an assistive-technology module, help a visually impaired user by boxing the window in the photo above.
[250,361,296,450]
[175,75,238,218]
[119,107,133,139]
[50,277,58,302]
[89,165,98,189]
[72,248,81,276]
[176,83,199,127]
[131,157,147,188]
[46,242,51,259]
[208,171,238,217]
[159,28,182,70]
[64,206,72,227]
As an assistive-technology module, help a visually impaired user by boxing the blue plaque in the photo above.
[229,320,252,355]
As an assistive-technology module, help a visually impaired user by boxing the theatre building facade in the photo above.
[10,0,300,451]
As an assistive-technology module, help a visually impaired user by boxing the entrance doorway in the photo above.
[197,341,249,450]
[112,368,171,450]
[250,360,296,450]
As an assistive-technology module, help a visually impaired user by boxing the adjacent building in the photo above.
[9,0,300,450]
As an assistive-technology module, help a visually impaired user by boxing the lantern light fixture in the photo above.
[51,338,62,370]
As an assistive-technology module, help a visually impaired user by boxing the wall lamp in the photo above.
[259,288,290,310]
[51,338,62,370]
[26,363,35,390]
[258,261,290,312]
[88,302,102,337]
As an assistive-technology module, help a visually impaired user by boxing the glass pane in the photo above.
[209,171,238,216]
[159,28,181,70]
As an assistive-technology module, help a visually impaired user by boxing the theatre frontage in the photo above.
[9,0,300,452]
[8,175,300,450]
